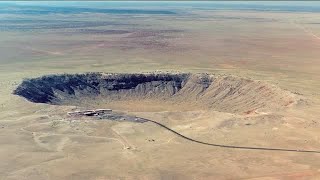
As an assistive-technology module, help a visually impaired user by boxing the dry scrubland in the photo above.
[1,3,320,179]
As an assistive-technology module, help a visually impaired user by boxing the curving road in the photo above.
[141,118,320,154]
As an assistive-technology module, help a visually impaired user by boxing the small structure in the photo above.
[67,109,112,117]
[67,109,147,123]
[95,109,112,114]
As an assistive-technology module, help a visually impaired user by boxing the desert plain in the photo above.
[1,2,320,179]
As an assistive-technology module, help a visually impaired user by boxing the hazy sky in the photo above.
[2,1,320,6]
[1,1,320,13]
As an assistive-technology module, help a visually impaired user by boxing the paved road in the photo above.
[142,118,320,154]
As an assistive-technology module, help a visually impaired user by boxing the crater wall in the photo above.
[13,73,297,113]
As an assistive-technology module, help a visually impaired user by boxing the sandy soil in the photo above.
[1,2,320,180]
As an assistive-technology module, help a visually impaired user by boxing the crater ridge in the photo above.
[13,73,298,113]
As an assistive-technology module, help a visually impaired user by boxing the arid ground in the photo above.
[1,2,320,179]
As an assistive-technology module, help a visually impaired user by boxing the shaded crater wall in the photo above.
[13,73,190,104]
[13,73,297,113]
